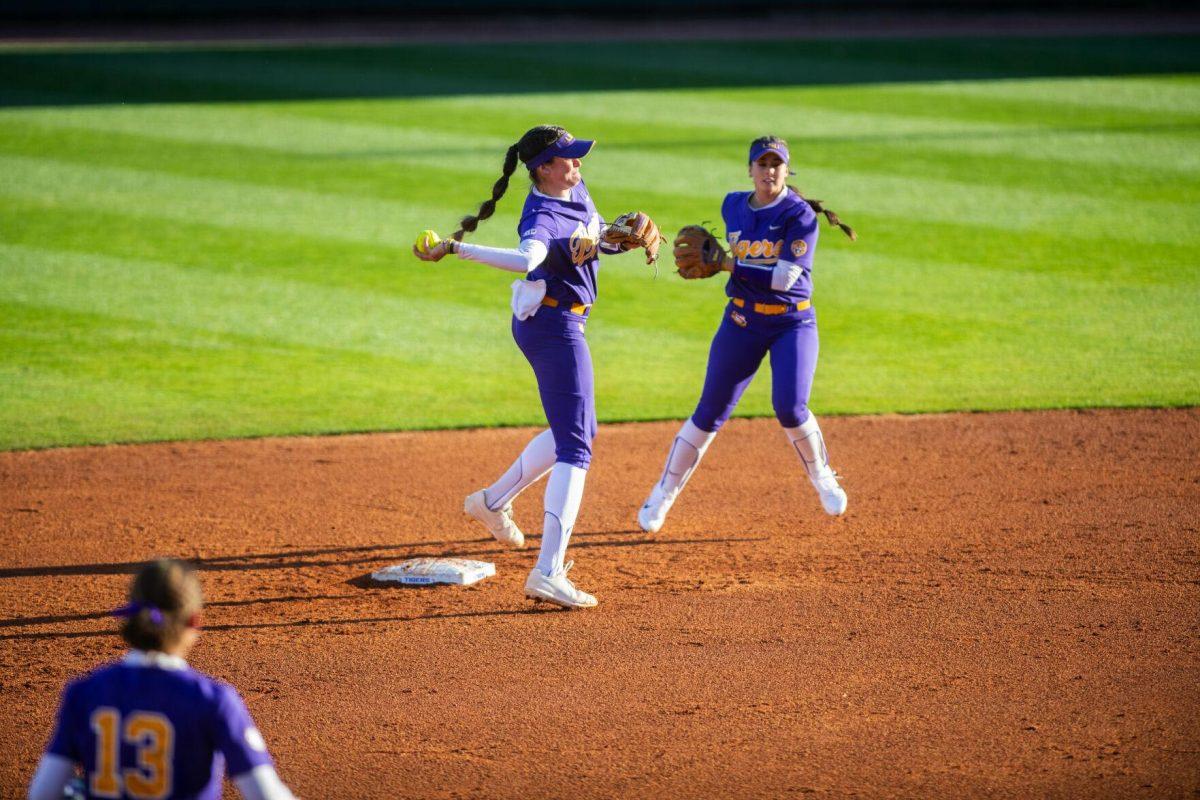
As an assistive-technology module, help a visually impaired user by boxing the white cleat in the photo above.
[637,484,677,534]
[811,472,848,516]
[524,561,597,609]
[464,490,525,548]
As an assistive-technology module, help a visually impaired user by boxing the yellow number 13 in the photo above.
[89,708,174,799]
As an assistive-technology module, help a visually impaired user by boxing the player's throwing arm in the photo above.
[412,126,661,609]
[638,135,856,534]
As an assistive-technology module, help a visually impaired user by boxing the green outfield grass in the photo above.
[1,36,1198,449]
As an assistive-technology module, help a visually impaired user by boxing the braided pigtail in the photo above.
[452,143,520,242]
[789,185,856,241]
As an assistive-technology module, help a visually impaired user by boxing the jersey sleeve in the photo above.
[45,681,82,761]
[518,211,555,247]
[212,683,274,778]
[783,204,818,269]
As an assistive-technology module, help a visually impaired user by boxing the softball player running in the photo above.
[639,135,856,533]
[27,559,296,800]
[413,125,660,609]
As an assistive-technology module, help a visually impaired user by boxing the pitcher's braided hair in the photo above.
[452,125,568,242]
[751,135,857,241]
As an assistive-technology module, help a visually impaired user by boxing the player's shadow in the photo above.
[0,592,361,629]
[0,539,496,580]
[0,607,547,641]
[0,532,762,583]
[3,34,1199,108]
[0,533,765,638]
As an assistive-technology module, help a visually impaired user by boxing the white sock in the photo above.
[655,419,717,497]
[535,462,587,577]
[483,429,556,510]
[783,413,832,482]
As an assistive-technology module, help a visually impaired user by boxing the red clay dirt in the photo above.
[1,409,1198,799]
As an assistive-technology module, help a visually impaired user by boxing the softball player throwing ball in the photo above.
[638,135,856,533]
[413,124,660,609]
[27,559,297,800]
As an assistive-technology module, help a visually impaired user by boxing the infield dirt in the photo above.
[1,409,1197,798]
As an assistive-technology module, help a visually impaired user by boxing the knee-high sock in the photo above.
[655,419,717,498]
[483,429,556,511]
[784,413,833,481]
[535,462,587,577]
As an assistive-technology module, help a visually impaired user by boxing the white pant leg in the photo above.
[483,429,556,510]
[656,419,717,497]
[535,462,587,576]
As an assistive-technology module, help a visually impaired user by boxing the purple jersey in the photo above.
[721,189,819,306]
[520,181,604,308]
[45,653,273,799]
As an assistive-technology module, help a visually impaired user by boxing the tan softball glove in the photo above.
[673,225,729,279]
[601,211,663,265]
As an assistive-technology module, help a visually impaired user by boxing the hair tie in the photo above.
[113,602,164,625]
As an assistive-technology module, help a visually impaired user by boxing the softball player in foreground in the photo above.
[639,135,856,533]
[413,124,660,609]
[27,559,296,800]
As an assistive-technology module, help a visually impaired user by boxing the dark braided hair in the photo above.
[451,124,568,243]
[120,559,203,652]
[751,135,857,242]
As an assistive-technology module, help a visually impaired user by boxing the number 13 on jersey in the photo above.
[90,707,174,799]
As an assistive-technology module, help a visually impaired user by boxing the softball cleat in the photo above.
[524,562,597,609]
[637,483,678,533]
[810,472,848,516]
[464,490,525,548]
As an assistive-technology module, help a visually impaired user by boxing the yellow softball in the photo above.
[415,229,441,255]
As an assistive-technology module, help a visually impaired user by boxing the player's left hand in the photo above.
[601,211,663,265]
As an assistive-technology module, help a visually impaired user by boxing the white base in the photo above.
[372,558,496,586]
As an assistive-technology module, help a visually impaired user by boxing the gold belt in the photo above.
[731,297,812,315]
[541,297,590,316]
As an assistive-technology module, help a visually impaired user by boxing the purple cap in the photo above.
[749,140,789,165]
[525,132,595,170]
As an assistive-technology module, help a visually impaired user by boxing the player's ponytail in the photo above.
[789,186,857,241]
[451,125,569,242]
[118,559,203,652]
[453,143,520,242]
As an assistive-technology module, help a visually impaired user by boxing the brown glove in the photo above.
[601,211,662,265]
[673,225,728,279]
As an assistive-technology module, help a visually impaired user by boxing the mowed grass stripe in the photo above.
[3,143,1195,248]
[906,75,1200,115]
[0,305,544,446]
[7,191,1190,298]
[0,154,460,249]
[4,113,1195,226]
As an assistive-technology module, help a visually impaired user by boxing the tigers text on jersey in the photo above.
[520,181,604,308]
[46,652,273,799]
[722,189,819,306]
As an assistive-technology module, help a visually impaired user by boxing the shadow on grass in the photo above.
[2,34,1198,108]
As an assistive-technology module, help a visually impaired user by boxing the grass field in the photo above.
[1,35,1198,450]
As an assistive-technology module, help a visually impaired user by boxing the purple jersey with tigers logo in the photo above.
[521,181,604,308]
[722,189,819,306]
[45,654,273,799]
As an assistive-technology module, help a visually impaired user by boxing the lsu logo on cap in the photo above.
[561,133,575,145]
[791,240,808,258]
